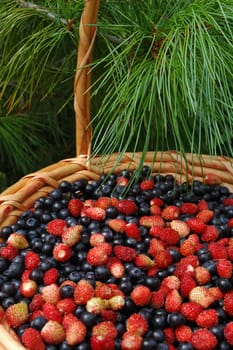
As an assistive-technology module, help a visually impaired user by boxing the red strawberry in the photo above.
[216,258,233,278]
[20,279,37,298]
[126,313,148,336]
[228,218,233,228]
[96,197,118,209]
[62,225,82,246]
[24,250,40,270]
[68,198,83,216]
[114,245,137,262]
[191,328,217,350]
[21,269,31,281]
[46,219,67,236]
[150,197,164,207]
[41,320,66,344]
[100,309,117,322]
[180,274,196,298]
[186,217,207,234]
[22,328,45,350]
[130,285,151,306]
[164,327,176,344]
[201,225,219,242]
[117,199,138,215]
[95,283,116,299]
[197,199,209,210]
[121,332,143,350]
[139,215,165,228]
[125,222,141,241]
[208,241,228,259]
[29,293,45,312]
[165,289,182,313]
[83,207,106,221]
[43,267,59,285]
[57,298,76,314]
[196,209,214,223]
[134,254,155,269]
[175,325,192,342]
[92,320,117,339]
[180,203,198,215]
[150,204,162,215]
[89,233,105,246]
[53,243,72,262]
[196,309,218,328]
[189,286,215,308]
[90,335,115,350]
[140,179,154,190]
[151,227,180,246]
[162,205,180,220]
[179,239,196,256]
[116,176,129,186]
[5,301,29,328]
[162,275,180,290]
[74,279,95,305]
[87,245,110,266]
[66,318,87,345]
[170,219,190,238]
[181,301,203,322]
[41,283,61,304]
[42,303,63,324]
[7,233,29,249]
[149,238,165,257]
[223,198,233,206]
[150,290,165,308]
[195,266,211,285]
[224,321,233,345]
[107,257,125,278]
[0,244,18,261]
[108,218,126,233]
[223,290,233,316]
[155,249,172,269]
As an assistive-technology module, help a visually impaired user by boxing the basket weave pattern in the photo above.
[0,0,233,349]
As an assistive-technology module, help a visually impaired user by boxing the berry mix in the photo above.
[1,168,233,350]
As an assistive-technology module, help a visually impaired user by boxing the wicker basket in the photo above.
[0,0,233,349]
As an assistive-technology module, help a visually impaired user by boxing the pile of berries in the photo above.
[0,168,233,350]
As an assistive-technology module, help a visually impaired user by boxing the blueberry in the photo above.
[30,316,47,330]
[79,311,98,327]
[167,312,186,328]
[59,341,74,350]
[216,278,232,292]
[94,265,110,282]
[60,285,74,298]
[218,341,231,350]
[141,337,158,349]
[152,314,167,329]
[156,343,170,350]
[177,343,194,350]
[76,343,91,350]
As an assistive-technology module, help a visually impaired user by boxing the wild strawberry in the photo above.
[125,222,141,241]
[195,266,211,285]
[100,309,117,322]
[41,320,66,344]
[174,262,195,279]
[57,298,76,314]
[86,297,108,314]
[24,250,40,270]
[180,254,199,268]
[208,241,228,259]
[7,233,29,249]
[150,290,165,308]
[223,198,233,206]
[164,327,176,344]
[29,309,44,322]
[208,286,223,301]
[180,202,198,215]
[179,239,196,256]
[116,176,129,186]
[224,321,233,345]
[20,279,37,298]
[227,245,233,261]
[108,218,126,233]
[162,275,180,290]
[62,313,77,329]
[61,225,82,246]
[196,209,214,223]
[228,218,233,228]
[196,309,218,328]
[150,204,162,215]
[46,218,67,236]
[170,219,190,238]
[175,325,192,342]
[189,286,215,308]
[201,225,219,242]
[114,245,137,262]
[151,227,180,246]
[191,328,217,350]
[117,199,138,215]
[83,207,106,221]
[197,199,209,210]
[107,257,125,278]
[74,279,95,305]
[126,313,148,336]
[5,301,29,328]
[181,301,203,321]
[53,243,72,262]
[155,249,172,269]
[68,198,83,216]
[134,254,155,269]
[130,285,151,306]
[223,290,233,316]
[108,295,125,310]
[89,233,105,246]
[29,293,45,312]
[41,283,61,304]
[121,332,143,350]
[95,283,115,299]
[186,217,207,234]
[150,197,164,207]
[216,258,233,278]
[87,245,110,266]
[43,267,59,285]
[180,274,196,298]
[21,269,31,281]
[165,289,182,312]
[66,318,87,345]
[96,197,117,209]
[22,328,45,350]
[90,335,115,350]
[139,215,165,228]
[42,303,63,324]
[92,320,117,339]
[140,179,154,190]
[0,244,18,261]
[162,205,180,220]
[149,238,165,257]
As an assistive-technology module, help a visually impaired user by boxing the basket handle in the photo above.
[74,0,100,157]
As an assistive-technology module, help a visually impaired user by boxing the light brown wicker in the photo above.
[0,0,233,349]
